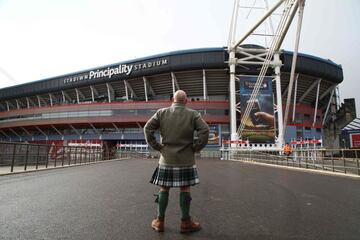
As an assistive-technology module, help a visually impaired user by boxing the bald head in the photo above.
[173,90,187,104]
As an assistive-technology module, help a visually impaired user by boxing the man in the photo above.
[284,143,293,156]
[144,90,209,233]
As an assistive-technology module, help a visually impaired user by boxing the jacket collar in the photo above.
[172,102,186,107]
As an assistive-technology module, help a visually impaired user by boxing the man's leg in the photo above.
[157,187,170,219]
[179,186,201,233]
[152,186,169,232]
[179,186,191,219]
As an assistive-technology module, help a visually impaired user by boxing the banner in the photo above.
[207,124,220,145]
[240,76,275,143]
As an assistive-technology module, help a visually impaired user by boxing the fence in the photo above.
[221,148,360,176]
[0,142,111,175]
[8,141,355,177]
[116,150,150,159]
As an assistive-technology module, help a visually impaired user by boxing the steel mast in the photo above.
[227,0,304,150]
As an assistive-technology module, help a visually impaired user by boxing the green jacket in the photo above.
[144,102,209,167]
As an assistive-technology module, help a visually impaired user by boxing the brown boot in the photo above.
[151,217,164,232]
[180,217,201,233]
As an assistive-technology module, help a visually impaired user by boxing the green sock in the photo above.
[180,192,191,219]
[157,191,169,219]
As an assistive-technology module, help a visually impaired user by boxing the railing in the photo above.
[140,149,222,160]
[0,142,113,175]
[0,142,223,175]
[221,148,360,176]
[116,150,150,159]
[199,150,222,159]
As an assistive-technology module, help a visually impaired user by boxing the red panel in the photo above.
[0,101,229,118]
[351,134,360,148]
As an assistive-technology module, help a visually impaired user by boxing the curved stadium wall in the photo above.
[0,47,343,148]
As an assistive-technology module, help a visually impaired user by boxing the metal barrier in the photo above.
[200,150,222,159]
[131,149,221,159]
[0,142,109,175]
[116,150,150,159]
[220,148,360,176]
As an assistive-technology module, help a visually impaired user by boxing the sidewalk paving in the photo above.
[1,158,360,239]
[0,158,126,176]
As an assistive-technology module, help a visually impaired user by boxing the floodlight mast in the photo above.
[228,0,240,145]
[227,0,303,149]
[282,0,305,138]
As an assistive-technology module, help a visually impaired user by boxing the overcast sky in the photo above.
[0,0,359,113]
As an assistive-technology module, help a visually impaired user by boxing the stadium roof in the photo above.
[342,118,360,133]
[0,47,343,101]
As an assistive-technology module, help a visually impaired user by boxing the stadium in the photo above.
[0,46,343,152]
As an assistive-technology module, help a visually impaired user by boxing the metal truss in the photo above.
[228,0,305,149]
[143,76,156,102]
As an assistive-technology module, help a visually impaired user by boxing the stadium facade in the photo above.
[0,47,343,150]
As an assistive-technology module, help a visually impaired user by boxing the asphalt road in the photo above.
[0,158,359,240]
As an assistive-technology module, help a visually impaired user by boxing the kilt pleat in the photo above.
[150,165,200,187]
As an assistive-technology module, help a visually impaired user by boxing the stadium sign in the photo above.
[63,58,168,84]
[89,64,133,79]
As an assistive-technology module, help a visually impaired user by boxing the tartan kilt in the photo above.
[150,165,200,187]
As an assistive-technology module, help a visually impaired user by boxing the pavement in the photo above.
[0,165,48,175]
[0,158,359,240]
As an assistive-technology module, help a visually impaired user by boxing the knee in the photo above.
[180,186,191,192]
[160,187,170,192]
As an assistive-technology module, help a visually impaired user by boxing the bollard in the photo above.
[300,150,303,166]
[10,144,16,173]
[35,145,40,170]
[68,146,71,166]
[54,146,57,168]
[331,151,334,172]
[79,147,83,164]
[24,144,29,171]
[342,149,346,174]
[90,147,93,162]
[275,153,278,165]
[356,150,360,176]
[292,155,295,167]
[74,147,77,165]
[88,146,92,163]
[45,145,50,169]
[62,145,65,166]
